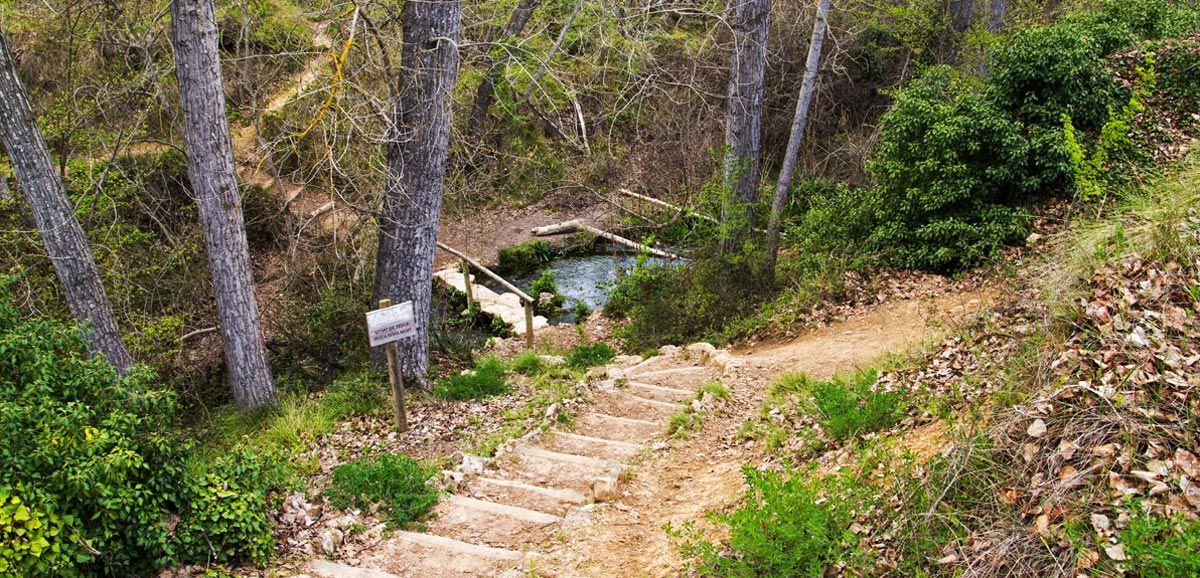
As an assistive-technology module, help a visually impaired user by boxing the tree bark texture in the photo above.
[372,0,463,388]
[766,0,829,268]
[720,0,771,254]
[945,0,975,63]
[470,0,538,132]
[986,0,1005,32]
[0,27,133,373]
[170,0,276,409]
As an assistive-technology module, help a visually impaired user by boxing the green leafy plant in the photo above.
[565,343,616,369]
[1122,507,1200,577]
[497,240,556,277]
[806,372,905,441]
[675,467,869,576]
[434,356,509,400]
[325,454,437,528]
[510,351,545,375]
[0,284,274,575]
[0,489,74,576]
[530,270,565,315]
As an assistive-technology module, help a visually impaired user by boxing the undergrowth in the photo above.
[324,453,437,528]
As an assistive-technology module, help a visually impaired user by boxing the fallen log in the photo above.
[530,219,684,261]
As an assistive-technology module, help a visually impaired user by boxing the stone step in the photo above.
[425,495,561,549]
[626,364,716,386]
[572,412,660,444]
[337,530,526,578]
[589,391,678,421]
[624,381,694,403]
[307,561,402,578]
[538,431,643,462]
[468,477,589,516]
[490,444,619,496]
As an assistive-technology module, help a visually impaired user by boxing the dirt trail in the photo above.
[534,288,994,577]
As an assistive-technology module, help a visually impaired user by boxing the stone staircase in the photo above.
[298,343,737,578]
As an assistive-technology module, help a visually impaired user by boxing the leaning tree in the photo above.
[0,26,133,373]
[170,0,276,409]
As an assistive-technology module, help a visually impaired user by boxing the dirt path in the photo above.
[534,288,994,577]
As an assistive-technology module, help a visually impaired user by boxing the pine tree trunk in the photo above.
[766,0,829,269]
[470,0,538,133]
[945,0,975,63]
[0,27,133,373]
[170,0,276,409]
[372,0,463,389]
[720,0,772,254]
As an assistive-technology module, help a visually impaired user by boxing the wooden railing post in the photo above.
[460,258,474,308]
[524,300,535,348]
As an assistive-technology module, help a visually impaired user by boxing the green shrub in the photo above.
[988,23,1118,130]
[509,351,545,375]
[497,240,556,277]
[807,372,904,441]
[679,467,866,576]
[325,453,437,528]
[0,285,274,574]
[530,269,565,315]
[870,67,1062,272]
[175,452,275,565]
[434,356,509,400]
[0,489,75,576]
[565,343,616,368]
[571,300,592,323]
[1122,507,1200,577]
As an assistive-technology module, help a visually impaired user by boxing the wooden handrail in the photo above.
[436,242,534,304]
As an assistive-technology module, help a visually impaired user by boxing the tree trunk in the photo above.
[765,0,829,269]
[470,0,538,133]
[372,0,463,389]
[986,0,1005,32]
[719,0,772,255]
[170,0,276,409]
[945,0,975,63]
[0,27,133,373]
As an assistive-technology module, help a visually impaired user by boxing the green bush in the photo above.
[988,23,1118,130]
[530,269,565,315]
[0,489,75,576]
[509,351,545,375]
[870,67,1062,272]
[497,240,556,277]
[807,372,904,441]
[565,343,616,368]
[325,453,437,528]
[1122,507,1200,577]
[434,356,509,400]
[679,467,865,576]
[175,452,275,565]
[0,286,274,575]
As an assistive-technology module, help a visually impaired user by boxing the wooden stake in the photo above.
[524,301,535,349]
[379,298,408,432]
[460,258,474,308]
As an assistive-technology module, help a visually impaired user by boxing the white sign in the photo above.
[366,301,416,347]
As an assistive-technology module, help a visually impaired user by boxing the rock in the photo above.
[545,403,560,420]
[593,474,620,502]
[460,454,491,475]
[1026,232,1043,246]
[538,355,566,366]
[1026,419,1047,438]
[441,469,464,488]
[651,441,670,451]
[538,292,557,307]
[606,366,626,380]
[690,399,704,413]
[319,528,343,556]
[613,354,642,367]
